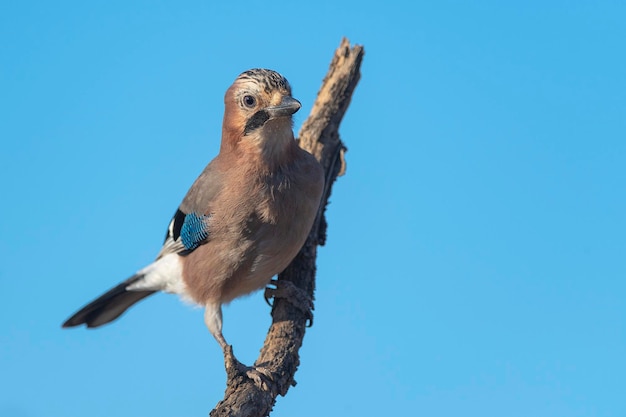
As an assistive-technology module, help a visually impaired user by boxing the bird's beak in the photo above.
[266,96,301,119]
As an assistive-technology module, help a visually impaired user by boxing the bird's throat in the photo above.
[250,119,297,167]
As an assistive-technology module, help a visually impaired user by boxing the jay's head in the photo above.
[222,69,301,154]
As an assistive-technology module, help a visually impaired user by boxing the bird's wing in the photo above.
[157,161,225,258]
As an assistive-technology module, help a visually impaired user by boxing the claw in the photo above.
[264,279,314,326]
[223,345,275,392]
[263,279,279,307]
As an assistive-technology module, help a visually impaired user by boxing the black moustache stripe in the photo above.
[244,109,270,135]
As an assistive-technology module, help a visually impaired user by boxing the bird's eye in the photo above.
[242,95,256,108]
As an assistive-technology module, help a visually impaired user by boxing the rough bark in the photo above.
[210,38,364,417]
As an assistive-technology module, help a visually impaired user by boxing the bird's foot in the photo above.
[223,345,275,392]
[264,279,314,326]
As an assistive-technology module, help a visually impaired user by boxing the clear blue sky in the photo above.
[1,1,624,416]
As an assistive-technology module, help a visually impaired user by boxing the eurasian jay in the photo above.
[63,69,325,360]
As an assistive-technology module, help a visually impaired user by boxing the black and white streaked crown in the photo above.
[236,69,292,95]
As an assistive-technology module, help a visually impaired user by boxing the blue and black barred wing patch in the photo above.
[179,212,211,250]
[158,209,212,258]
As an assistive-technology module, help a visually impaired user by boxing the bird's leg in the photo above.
[204,302,228,350]
[204,303,275,391]
[264,279,314,326]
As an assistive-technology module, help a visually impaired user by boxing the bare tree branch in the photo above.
[210,38,364,417]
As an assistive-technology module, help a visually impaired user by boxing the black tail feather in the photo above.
[62,275,156,328]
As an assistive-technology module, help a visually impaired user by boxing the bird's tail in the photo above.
[62,274,156,328]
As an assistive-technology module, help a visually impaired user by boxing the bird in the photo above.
[63,68,325,366]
